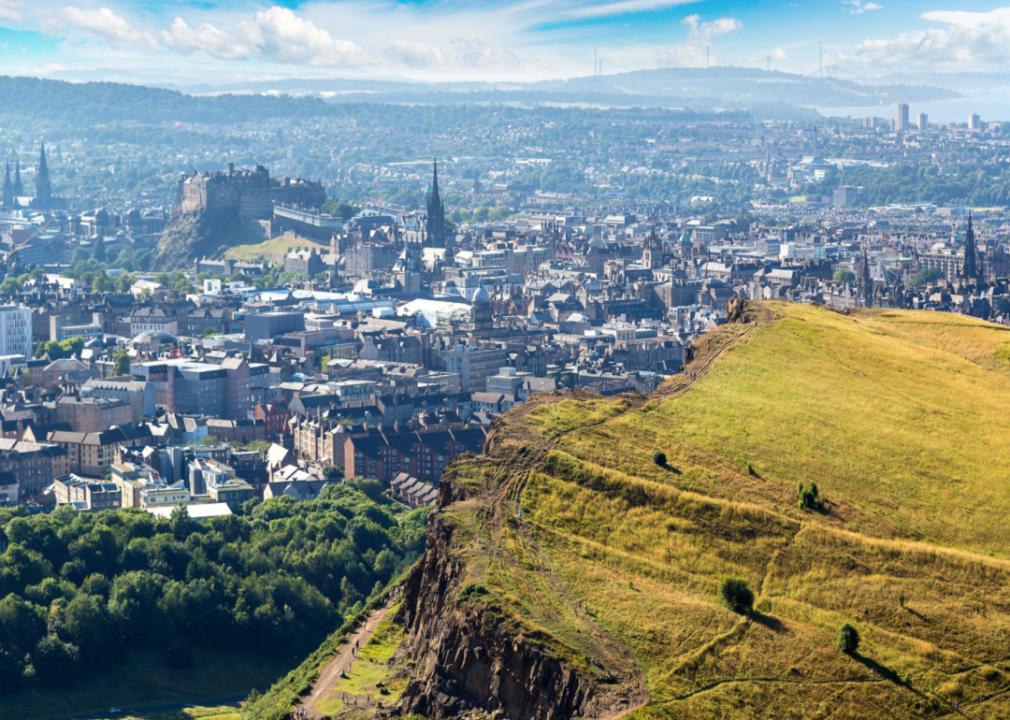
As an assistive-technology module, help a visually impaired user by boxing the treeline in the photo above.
[837,162,1010,207]
[0,77,340,125]
[0,482,427,694]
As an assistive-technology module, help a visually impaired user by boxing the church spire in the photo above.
[962,212,981,284]
[857,243,874,308]
[2,162,11,210]
[35,141,52,210]
[425,158,446,248]
[13,160,23,197]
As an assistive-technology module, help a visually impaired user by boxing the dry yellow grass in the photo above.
[451,304,1010,718]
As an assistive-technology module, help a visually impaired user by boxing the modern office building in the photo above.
[896,103,910,132]
[0,305,32,359]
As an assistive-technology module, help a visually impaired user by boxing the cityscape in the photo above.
[5,2,1010,719]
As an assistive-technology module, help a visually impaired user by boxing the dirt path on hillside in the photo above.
[300,605,389,719]
[488,311,767,720]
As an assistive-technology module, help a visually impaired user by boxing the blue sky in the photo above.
[2,0,1010,83]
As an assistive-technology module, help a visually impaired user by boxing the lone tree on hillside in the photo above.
[838,623,860,654]
[653,451,667,468]
[720,577,754,614]
[797,482,827,512]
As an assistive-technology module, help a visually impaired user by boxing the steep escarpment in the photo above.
[387,303,1010,719]
[154,210,261,270]
[394,453,642,720]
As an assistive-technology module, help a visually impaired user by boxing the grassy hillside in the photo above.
[224,234,325,264]
[418,303,1010,718]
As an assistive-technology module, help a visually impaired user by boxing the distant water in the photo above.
[819,93,1010,124]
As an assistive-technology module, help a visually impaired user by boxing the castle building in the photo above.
[178,163,325,222]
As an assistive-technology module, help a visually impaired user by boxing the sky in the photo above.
[4,0,1010,85]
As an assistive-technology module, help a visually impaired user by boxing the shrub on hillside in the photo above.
[797,482,827,512]
[720,577,754,614]
[838,623,860,654]
[653,451,667,468]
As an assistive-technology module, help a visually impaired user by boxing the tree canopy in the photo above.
[0,486,426,695]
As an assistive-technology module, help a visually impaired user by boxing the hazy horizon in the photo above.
[4,1,1010,86]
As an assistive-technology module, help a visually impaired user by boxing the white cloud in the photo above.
[561,0,699,21]
[682,14,742,42]
[59,6,153,47]
[385,36,521,72]
[387,39,444,69]
[0,0,22,21]
[651,14,742,67]
[845,1,883,15]
[162,17,250,61]
[246,7,371,67]
[4,0,752,82]
[857,7,1010,69]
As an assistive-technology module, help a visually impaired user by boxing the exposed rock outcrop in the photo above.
[153,210,260,270]
[395,495,601,720]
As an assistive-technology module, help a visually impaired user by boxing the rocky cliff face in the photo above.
[153,210,260,270]
[394,480,604,720]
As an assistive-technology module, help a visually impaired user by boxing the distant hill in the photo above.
[359,303,1010,719]
[0,70,955,125]
[0,75,340,125]
[189,66,958,113]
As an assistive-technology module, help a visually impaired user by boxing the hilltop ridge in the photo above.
[386,303,1010,719]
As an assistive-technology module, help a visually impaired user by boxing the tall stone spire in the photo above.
[2,162,11,209]
[857,243,874,308]
[13,161,23,197]
[962,212,981,284]
[35,141,52,210]
[425,158,446,248]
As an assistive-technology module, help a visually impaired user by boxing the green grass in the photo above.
[240,572,413,720]
[1,648,287,720]
[316,609,407,718]
[224,235,324,264]
[443,303,1010,718]
[109,705,240,720]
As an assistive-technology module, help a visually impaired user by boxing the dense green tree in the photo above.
[93,235,107,262]
[0,485,426,696]
[720,577,754,614]
[112,349,131,376]
[838,623,860,654]
[32,634,79,683]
